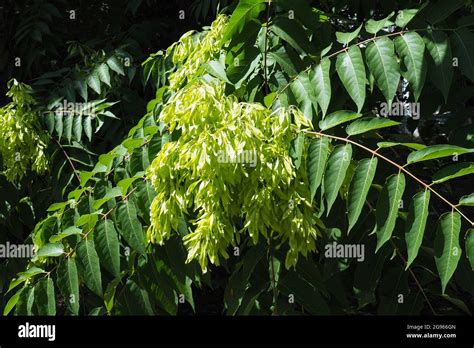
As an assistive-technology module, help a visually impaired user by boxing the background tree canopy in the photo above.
[0,0,474,316]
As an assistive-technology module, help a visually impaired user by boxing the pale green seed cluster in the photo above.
[167,14,228,90]
[147,81,319,272]
[0,80,48,183]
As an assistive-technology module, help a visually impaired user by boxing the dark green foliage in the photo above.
[1,0,474,316]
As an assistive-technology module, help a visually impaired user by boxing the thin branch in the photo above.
[327,30,408,59]
[52,136,81,184]
[303,130,474,227]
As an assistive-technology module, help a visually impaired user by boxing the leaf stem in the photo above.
[303,130,474,227]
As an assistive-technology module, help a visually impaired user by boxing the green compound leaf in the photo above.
[465,228,474,271]
[405,190,430,269]
[57,259,80,315]
[95,219,121,278]
[466,229,474,270]
[432,162,474,184]
[347,157,378,233]
[319,110,362,131]
[396,3,427,28]
[451,28,474,82]
[97,63,111,87]
[346,117,400,136]
[377,142,426,151]
[336,46,366,112]
[107,56,125,75]
[376,173,405,252]
[394,32,427,102]
[407,145,474,164]
[324,143,352,215]
[459,193,474,207]
[116,200,146,255]
[309,58,331,117]
[223,0,266,42]
[336,23,362,45]
[49,226,82,243]
[307,137,330,202]
[35,278,56,315]
[3,288,22,316]
[291,72,317,121]
[36,243,64,258]
[424,31,453,102]
[365,12,394,34]
[434,212,462,294]
[365,37,400,108]
[77,239,103,297]
[87,71,101,95]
